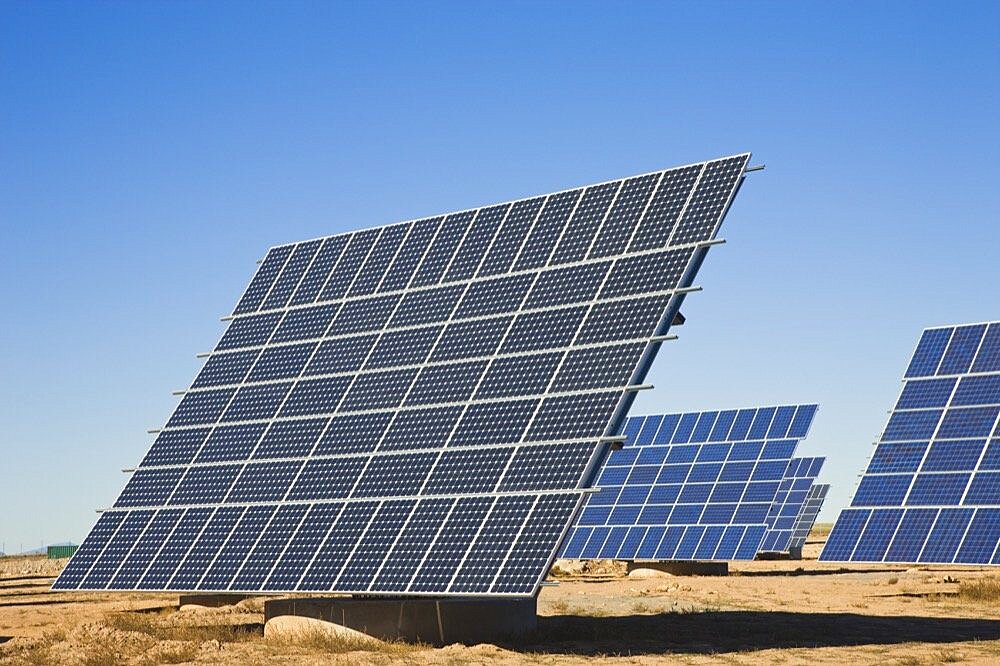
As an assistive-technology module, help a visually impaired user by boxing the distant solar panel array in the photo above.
[789,483,829,552]
[821,322,1000,565]
[759,456,824,553]
[54,154,752,597]
[559,405,820,562]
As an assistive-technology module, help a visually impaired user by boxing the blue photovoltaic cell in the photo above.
[561,405,817,562]
[822,321,1000,565]
[56,154,752,597]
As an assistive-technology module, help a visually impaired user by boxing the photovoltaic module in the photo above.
[821,322,1000,565]
[55,154,751,597]
[560,405,818,562]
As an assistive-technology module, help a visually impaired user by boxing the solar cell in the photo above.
[560,405,818,562]
[54,154,751,597]
[821,322,1000,565]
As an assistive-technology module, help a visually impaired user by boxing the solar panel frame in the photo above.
[821,321,1000,565]
[55,154,751,597]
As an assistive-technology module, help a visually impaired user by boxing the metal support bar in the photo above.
[625,384,653,392]
[539,581,559,587]
[745,164,765,172]
[172,390,186,396]
[599,435,627,443]
[648,334,678,343]
[196,352,211,358]
[122,468,135,473]
[696,238,726,248]
[147,429,161,435]
[674,286,702,295]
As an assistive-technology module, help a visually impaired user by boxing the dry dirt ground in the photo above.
[3,531,1000,665]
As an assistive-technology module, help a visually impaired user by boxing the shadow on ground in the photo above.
[522,611,1000,655]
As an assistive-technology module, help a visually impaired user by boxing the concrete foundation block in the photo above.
[264,596,537,646]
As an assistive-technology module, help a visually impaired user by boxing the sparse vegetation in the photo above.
[887,577,899,585]
[958,577,1000,603]
[630,600,654,614]
[549,599,569,613]
[78,642,122,666]
[141,643,201,665]
[934,648,965,662]
[103,610,259,643]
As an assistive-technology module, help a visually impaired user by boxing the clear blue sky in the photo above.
[2,1,998,551]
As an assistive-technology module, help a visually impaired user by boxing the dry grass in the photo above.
[549,599,569,614]
[567,605,611,617]
[102,610,259,643]
[958,577,1000,603]
[934,648,965,662]
[79,643,123,666]
[630,600,654,614]
[2,628,69,666]
[141,643,201,665]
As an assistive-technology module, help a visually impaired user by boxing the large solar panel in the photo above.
[788,482,829,552]
[54,154,751,597]
[821,321,1000,565]
[758,457,825,553]
[559,405,818,562]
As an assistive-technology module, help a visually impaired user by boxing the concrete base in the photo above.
[178,593,255,608]
[627,560,728,576]
[264,596,537,646]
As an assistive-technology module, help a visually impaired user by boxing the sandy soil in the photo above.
[2,534,1000,665]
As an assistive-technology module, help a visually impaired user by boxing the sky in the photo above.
[1,1,999,552]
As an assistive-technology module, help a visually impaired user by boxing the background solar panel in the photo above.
[758,457,825,553]
[54,154,751,597]
[788,483,829,552]
[821,321,1000,565]
[560,404,818,562]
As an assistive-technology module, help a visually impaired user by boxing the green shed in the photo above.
[47,544,78,559]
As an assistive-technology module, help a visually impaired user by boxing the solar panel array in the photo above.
[559,405,818,562]
[821,322,1000,565]
[759,457,825,553]
[789,483,829,552]
[54,154,751,597]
